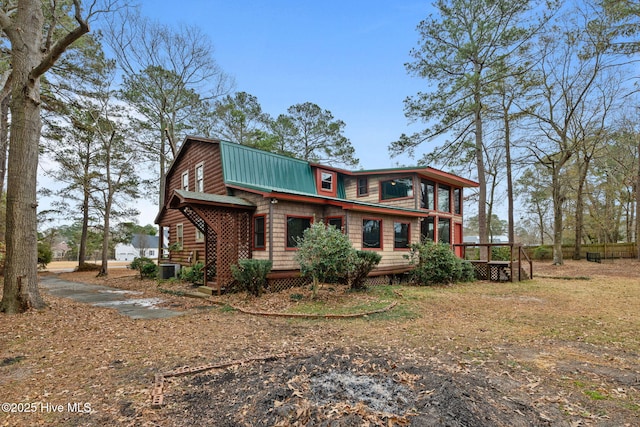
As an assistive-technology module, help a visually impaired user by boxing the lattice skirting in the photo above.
[267,276,312,293]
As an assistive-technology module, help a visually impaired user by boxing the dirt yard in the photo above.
[1,259,639,426]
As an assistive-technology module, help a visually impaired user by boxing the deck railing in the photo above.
[453,242,533,281]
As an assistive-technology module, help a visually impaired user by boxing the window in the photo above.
[181,171,189,191]
[286,216,312,248]
[453,188,461,215]
[316,169,337,196]
[438,184,451,212]
[421,217,434,242]
[420,180,435,210]
[195,229,204,242]
[380,177,413,200]
[394,222,410,249]
[357,177,369,196]
[327,216,343,231]
[362,219,382,249]
[438,217,451,244]
[321,172,333,191]
[195,163,204,192]
[176,224,184,248]
[254,215,266,250]
[147,249,156,257]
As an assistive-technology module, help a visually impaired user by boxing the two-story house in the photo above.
[155,136,478,292]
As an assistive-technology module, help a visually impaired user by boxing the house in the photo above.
[155,136,478,292]
[52,241,70,261]
[115,234,161,261]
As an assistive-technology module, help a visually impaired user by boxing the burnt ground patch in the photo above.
[162,348,562,426]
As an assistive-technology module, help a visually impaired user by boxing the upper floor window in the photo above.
[454,188,461,215]
[421,180,435,210]
[357,177,369,197]
[380,177,413,200]
[195,163,204,192]
[181,171,189,191]
[176,224,184,248]
[316,169,337,196]
[438,184,451,212]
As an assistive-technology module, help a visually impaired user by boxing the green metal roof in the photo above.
[219,141,346,198]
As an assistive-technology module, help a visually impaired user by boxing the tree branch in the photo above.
[30,0,90,80]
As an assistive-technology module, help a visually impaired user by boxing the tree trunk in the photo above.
[0,94,8,195]
[551,168,564,265]
[503,103,514,244]
[474,92,488,259]
[78,190,90,266]
[98,203,110,277]
[572,161,589,260]
[1,1,46,312]
[637,135,640,260]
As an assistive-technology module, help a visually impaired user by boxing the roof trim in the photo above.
[169,190,256,210]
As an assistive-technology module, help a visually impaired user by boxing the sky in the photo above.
[128,1,443,225]
[40,1,455,228]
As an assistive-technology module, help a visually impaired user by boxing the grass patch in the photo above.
[583,390,608,400]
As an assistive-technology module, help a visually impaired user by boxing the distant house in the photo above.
[156,136,479,291]
[115,234,161,261]
[52,241,70,260]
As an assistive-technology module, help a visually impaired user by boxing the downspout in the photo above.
[269,199,274,263]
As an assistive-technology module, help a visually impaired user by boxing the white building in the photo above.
[115,234,161,261]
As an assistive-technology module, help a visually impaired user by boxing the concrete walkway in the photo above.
[39,274,185,319]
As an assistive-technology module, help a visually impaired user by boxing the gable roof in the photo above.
[131,234,160,249]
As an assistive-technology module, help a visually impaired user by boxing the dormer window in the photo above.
[321,172,333,191]
[316,169,337,196]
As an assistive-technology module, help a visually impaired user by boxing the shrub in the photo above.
[491,246,512,261]
[348,250,382,291]
[76,263,101,272]
[179,261,204,285]
[37,241,53,269]
[231,259,272,296]
[130,257,158,279]
[532,245,551,260]
[406,241,475,285]
[295,222,354,295]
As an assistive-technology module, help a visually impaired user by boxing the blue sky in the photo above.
[139,0,436,170]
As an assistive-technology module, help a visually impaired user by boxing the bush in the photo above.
[231,259,272,296]
[491,246,512,261]
[130,257,158,279]
[532,245,551,260]
[179,261,204,285]
[37,242,53,269]
[76,263,101,272]
[348,250,382,291]
[406,241,475,285]
[295,222,354,295]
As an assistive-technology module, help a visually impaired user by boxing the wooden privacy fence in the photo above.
[522,242,637,260]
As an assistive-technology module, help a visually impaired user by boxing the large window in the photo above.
[195,163,204,192]
[421,180,435,210]
[453,188,461,215]
[254,215,266,250]
[394,222,410,249]
[438,217,451,244]
[421,217,434,242]
[286,216,312,248]
[327,216,343,231]
[181,171,189,191]
[357,177,369,196]
[362,219,382,249]
[380,177,413,200]
[438,184,451,212]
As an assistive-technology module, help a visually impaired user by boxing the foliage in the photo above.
[231,259,272,296]
[179,261,204,285]
[76,263,101,272]
[406,241,475,285]
[37,242,53,269]
[348,250,382,291]
[532,245,552,260]
[130,257,158,279]
[491,246,512,261]
[295,222,355,295]
[275,102,359,167]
